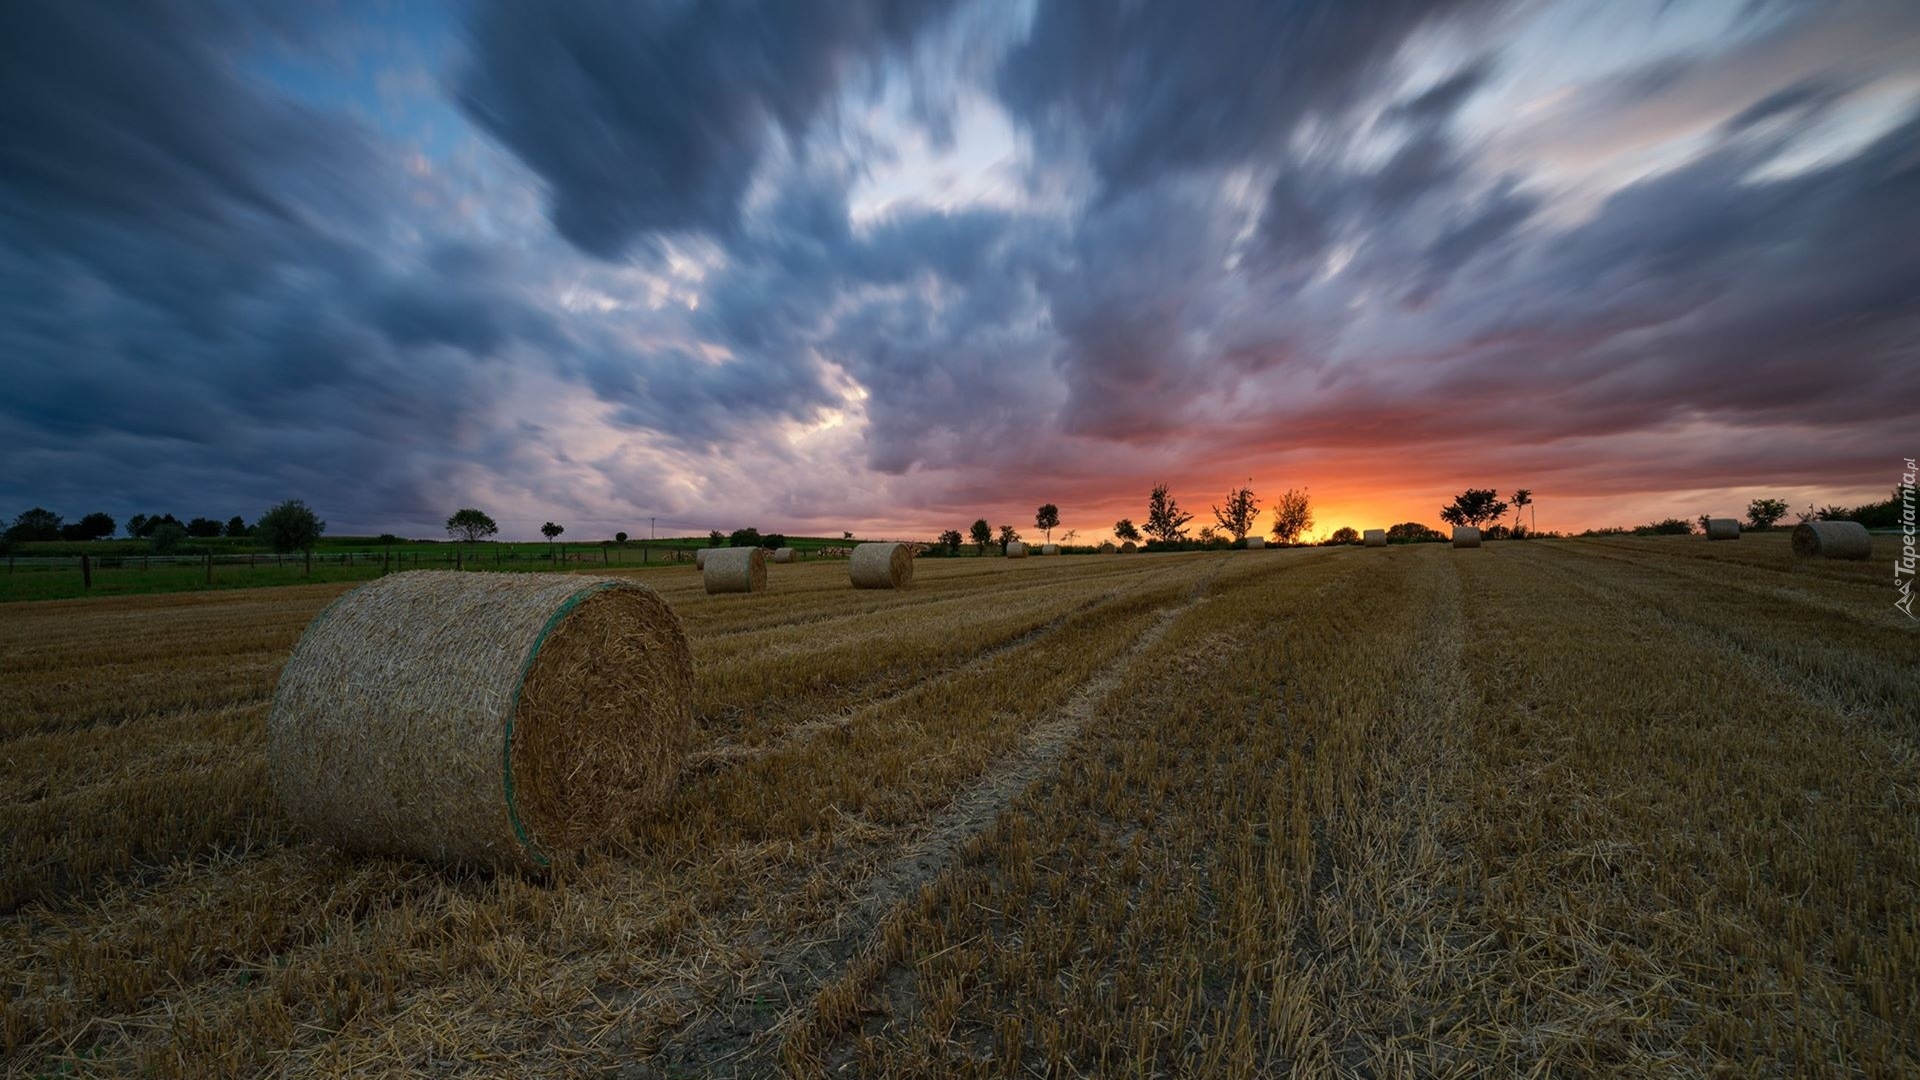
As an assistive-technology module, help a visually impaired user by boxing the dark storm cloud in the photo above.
[457,0,959,260]
[0,2,543,531]
[997,0,1496,192]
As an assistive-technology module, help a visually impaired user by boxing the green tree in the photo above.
[1387,522,1445,543]
[5,508,63,543]
[939,529,963,555]
[1211,482,1260,542]
[615,531,629,544]
[997,524,1020,553]
[1746,498,1789,530]
[1035,503,1060,543]
[1439,488,1508,530]
[708,529,726,544]
[761,532,787,550]
[729,526,762,548]
[256,500,325,554]
[150,522,188,553]
[1143,483,1192,544]
[969,518,993,554]
[1328,526,1360,545]
[446,507,500,545]
[61,512,116,541]
[1511,489,1533,534]
[126,514,150,539]
[1113,518,1142,544]
[1270,487,1314,545]
[225,515,248,538]
[185,516,223,538]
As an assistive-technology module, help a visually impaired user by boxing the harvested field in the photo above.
[2,533,1915,1077]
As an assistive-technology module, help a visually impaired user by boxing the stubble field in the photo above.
[2,535,1915,1077]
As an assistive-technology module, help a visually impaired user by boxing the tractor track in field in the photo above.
[649,556,1239,1078]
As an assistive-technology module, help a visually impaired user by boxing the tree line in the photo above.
[2,501,324,554]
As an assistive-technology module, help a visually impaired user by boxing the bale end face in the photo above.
[849,542,912,588]
[1119,541,1137,554]
[1706,519,1740,541]
[1246,536,1265,549]
[1452,527,1481,548]
[269,572,693,869]
[1363,529,1387,547]
[1792,520,1871,560]
[1098,542,1116,554]
[703,546,767,593]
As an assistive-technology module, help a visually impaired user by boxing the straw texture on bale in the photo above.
[269,571,693,869]
[1041,543,1061,556]
[1452,527,1481,548]
[1706,519,1740,541]
[1006,541,1029,558]
[1792,520,1871,560]
[704,546,767,593]
[1364,529,1387,547]
[1246,536,1265,549]
[1098,541,1116,554]
[695,547,722,569]
[849,542,913,589]
[772,547,795,563]
[1119,541,1137,553]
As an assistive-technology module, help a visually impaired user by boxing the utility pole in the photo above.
[650,517,655,541]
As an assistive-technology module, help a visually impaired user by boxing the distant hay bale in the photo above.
[1792,520,1871,560]
[1119,541,1137,553]
[1706,519,1740,541]
[1099,541,1116,554]
[1041,543,1061,556]
[772,547,795,563]
[1452,527,1481,548]
[269,571,692,869]
[1006,541,1029,558]
[1246,536,1265,549]
[850,542,913,589]
[704,546,767,593]
[1364,529,1387,547]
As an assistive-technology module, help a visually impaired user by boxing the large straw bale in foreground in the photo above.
[772,547,795,563]
[1041,543,1061,556]
[1452,527,1481,548]
[1006,541,1029,558]
[704,546,767,593]
[269,572,692,869]
[1246,536,1265,549]
[850,542,913,589]
[1792,520,1871,560]
[1706,519,1740,541]
[1364,529,1387,547]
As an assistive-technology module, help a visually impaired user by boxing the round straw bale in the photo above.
[704,546,767,593]
[1792,520,1871,560]
[1452,527,1481,548]
[1246,536,1265,549]
[1006,541,1029,558]
[269,571,692,869]
[772,547,795,563]
[1041,543,1060,556]
[1119,541,1137,553]
[694,547,720,569]
[1364,529,1387,547]
[1705,518,1740,541]
[1098,541,1116,554]
[849,541,912,588]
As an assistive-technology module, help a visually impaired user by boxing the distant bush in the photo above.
[150,522,188,554]
[1386,522,1446,543]
[1636,518,1695,535]
[1326,527,1360,545]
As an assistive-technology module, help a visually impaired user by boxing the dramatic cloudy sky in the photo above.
[4,1,1916,541]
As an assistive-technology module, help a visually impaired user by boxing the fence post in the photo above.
[205,551,212,584]
[305,549,312,576]
[456,548,463,571]
[603,547,609,565]
[81,554,92,589]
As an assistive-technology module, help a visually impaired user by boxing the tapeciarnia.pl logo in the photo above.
[1897,457,1916,619]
